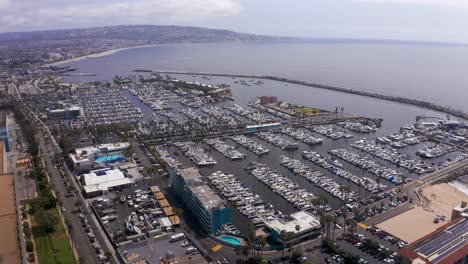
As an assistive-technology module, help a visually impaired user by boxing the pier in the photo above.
[135,69,468,121]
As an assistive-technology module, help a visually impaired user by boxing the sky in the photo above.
[1,0,468,43]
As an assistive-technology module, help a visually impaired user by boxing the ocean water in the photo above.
[63,41,468,112]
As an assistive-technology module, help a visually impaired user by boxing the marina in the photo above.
[231,135,270,155]
[173,141,217,166]
[256,131,299,150]
[303,150,382,193]
[207,171,275,227]
[204,138,246,160]
[245,162,315,210]
[79,87,143,125]
[329,149,405,184]
[351,139,437,174]
[279,155,349,203]
[281,127,324,145]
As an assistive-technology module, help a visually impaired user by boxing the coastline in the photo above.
[47,44,159,66]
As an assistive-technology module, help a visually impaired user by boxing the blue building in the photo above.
[0,112,10,152]
[170,167,231,234]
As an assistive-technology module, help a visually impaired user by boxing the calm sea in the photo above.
[63,41,468,112]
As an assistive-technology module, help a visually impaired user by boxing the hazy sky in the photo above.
[1,0,468,42]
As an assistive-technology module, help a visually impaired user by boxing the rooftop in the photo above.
[177,167,225,210]
[266,211,321,234]
[0,174,21,264]
[47,105,81,113]
[400,217,468,263]
[189,184,225,210]
[82,168,133,193]
[178,167,204,186]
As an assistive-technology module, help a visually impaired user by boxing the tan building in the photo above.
[0,174,21,264]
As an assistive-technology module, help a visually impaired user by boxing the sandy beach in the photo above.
[47,44,159,66]
[377,183,467,243]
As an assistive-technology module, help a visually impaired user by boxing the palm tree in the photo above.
[345,218,354,237]
[342,210,348,236]
[241,245,250,262]
[311,197,321,213]
[331,216,338,240]
[247,220,256,258]
[295,224,301,252]
[324,214,334,240]
[280,229,288,258]
[319,215,326,241]
[256,235,266,256]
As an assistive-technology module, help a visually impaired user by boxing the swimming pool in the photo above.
[220,236,241,246]
[95,154,124,163]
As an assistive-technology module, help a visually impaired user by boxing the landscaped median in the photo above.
[31,208,76,264]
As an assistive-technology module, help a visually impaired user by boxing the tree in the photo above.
[280,230,288,258]
[247,220,256,258]
[295,224,301,252]
[311,197,321,213]
[241,246,250,261]
[342,210,348,236]
[256,235,266,256]
[331,216,338,240]
[173,207,184,218]
[345,218,354,237]
[35,209,58,233]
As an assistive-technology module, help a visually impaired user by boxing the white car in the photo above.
[181,241,192,247]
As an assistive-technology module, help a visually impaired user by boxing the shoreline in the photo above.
[147,70,468,121]
[46,44,160,66]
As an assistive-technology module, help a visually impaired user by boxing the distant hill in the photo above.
[0,25,299,68]
[0,25,295,43]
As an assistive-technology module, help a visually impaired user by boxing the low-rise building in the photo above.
[266,211,321,244]
[47,105,81,120]
[81,168,133,197]
[170,167,231,234]
[399,215,468,264]
[69,142,129,170]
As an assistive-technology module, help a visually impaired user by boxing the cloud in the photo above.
[0,0,9,10]
[355,0,468,8]
[0,0,241,31]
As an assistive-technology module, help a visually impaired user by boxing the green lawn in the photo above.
[31,209,76,264]
[295,107,321,115]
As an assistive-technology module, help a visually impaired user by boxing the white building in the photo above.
[69,142,130,171]
[265,211,321,243]
[47,105,82,120]
[82,168,133,197]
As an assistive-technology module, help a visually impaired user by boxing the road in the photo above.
[38,131,101,264]
[365,159,468,226]
[9,85,119,264]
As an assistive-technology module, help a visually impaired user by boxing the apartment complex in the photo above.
[170,167,231,234]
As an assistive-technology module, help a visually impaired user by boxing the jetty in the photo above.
[134,69,468,121]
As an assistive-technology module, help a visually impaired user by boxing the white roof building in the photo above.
[82,168,133,196]
[266,211,321,235]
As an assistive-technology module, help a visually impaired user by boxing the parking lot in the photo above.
[119,234,207,263]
